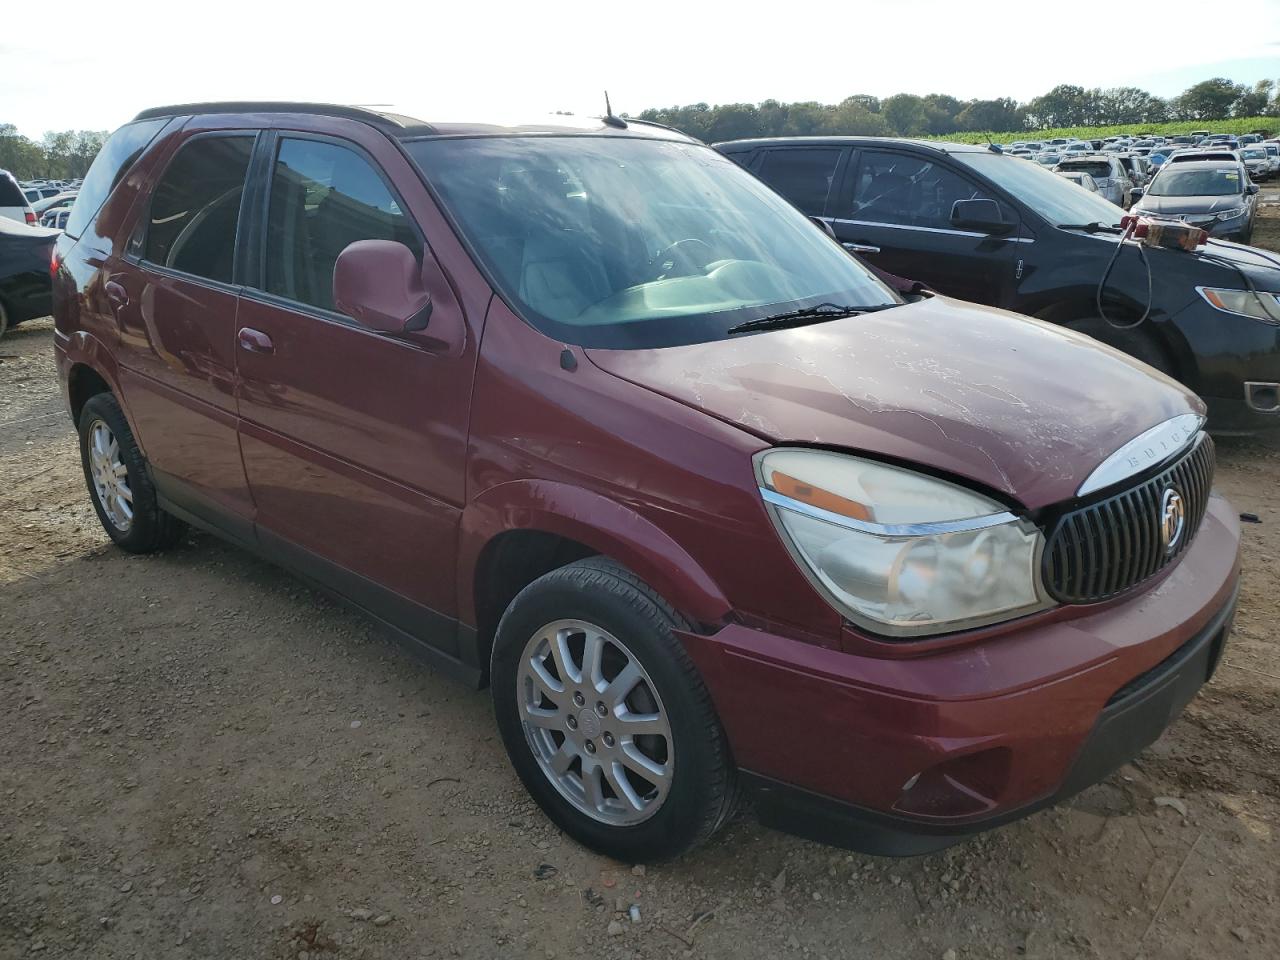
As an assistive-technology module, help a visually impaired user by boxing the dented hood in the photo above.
[586,296,1203,510]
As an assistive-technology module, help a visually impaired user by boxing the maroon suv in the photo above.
[53,103,1241,860]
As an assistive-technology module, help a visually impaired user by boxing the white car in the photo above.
[1,170,38,225]
[32,191,77,215]
[1055,170,1100,193]
[40,206,72,230]
[1239,146,1272,181]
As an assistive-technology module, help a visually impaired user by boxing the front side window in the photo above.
[64,118,165,240]
[954,152,1123,227]
[755,148,842,216]
[406,136,896,349]
[849,151,991,228]
[144,136,253,283]
[264,138,421,313]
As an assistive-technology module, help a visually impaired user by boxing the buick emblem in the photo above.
[1160,488,1186,555]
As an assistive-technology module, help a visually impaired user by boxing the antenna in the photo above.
[602,90,627,129]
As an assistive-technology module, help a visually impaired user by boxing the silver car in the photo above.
[1053,155,1132,207]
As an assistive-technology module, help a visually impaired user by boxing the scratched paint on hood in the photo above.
[585,295,1202,510]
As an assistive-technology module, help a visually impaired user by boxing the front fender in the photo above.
[457,479,733,628]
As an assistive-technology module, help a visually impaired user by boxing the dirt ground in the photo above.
[2,214,1279,960]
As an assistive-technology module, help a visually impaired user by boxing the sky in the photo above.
[2,0,1279,139]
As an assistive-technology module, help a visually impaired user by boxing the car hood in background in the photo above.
[1134,195,1250,217]
[586,296,1202,510]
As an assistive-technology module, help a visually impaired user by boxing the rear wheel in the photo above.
[78,392,186,553]
[491,558,736,861]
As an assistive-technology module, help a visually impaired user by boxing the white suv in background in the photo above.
[1,171,38,225]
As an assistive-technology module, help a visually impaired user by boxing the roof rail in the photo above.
[131,101,411,131]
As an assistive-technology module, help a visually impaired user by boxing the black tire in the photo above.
[1067,317,1176,380]
[491,557,736,861]
[78,392,186,553]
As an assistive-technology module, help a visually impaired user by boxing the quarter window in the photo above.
[144,136,254,283]
[850,151,991,229]
[264,138,420,313]
[64,118,165,240]
[755,148,842,216]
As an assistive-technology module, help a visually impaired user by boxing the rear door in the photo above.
[112,129,258,531]
[233,126,476,656]
[749,145,848,219]
[828,147,1021,306]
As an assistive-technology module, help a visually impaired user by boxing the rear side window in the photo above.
[755,148,842,216]
[63,118,165,240]
[0,175,26,207]
[850,151,992,228]
[144,136,254,283]
[264,137,420,313]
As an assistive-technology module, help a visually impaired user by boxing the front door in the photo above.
[233,131,476,656]
[829,148,1020,307]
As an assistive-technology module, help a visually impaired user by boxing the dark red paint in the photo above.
[52,106,1241,844]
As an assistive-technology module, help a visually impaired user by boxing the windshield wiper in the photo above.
[726,302,896,335]
[1057,221,1124,234]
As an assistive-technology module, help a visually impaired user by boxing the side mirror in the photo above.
[1247,183,1260,195]
[333,239,432,334]
[950,198,1012,234]
[1130,188,1144,201]
[810,215,838,241]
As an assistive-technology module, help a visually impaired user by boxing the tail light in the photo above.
[50,245,60,277]
[25,210,37,225]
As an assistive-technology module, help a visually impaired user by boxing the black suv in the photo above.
[716,137,1280,435]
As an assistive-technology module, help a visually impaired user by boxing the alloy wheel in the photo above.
[88,420,133,532]
[516,619,673,826]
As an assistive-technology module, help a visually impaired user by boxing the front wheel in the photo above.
[491,558,736,861]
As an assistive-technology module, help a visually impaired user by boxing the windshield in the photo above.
[1242,148,1265,160]
[1148,167,1244,197]
[955,152,1122,226]
[407,136,898,348]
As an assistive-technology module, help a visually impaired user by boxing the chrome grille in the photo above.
[1044,434,1215,604]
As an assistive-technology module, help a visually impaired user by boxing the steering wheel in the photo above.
[650,238,715,280]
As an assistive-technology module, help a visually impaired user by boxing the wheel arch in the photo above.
[459,480,733,680]
[1034,298,1198,390]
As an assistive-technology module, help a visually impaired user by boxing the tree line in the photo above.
[636,78,1280,142]
[0,125,109,180]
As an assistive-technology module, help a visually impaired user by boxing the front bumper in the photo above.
[681,494,1240,855]
[1172,297,1280,436]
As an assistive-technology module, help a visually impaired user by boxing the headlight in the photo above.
[1198,286,1280,324]
[1214,206,1247,221]
[755,449,1049,637]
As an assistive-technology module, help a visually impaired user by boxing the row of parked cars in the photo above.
[1,171,81,230]
[42,103,1275,863]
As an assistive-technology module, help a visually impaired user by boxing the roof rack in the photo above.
[131,101,419,133]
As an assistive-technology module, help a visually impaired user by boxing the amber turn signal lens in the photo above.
[769,470,871,521]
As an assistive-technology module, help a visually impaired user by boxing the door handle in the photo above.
[843,242,881,255]
[237,327,274,354]
[104,280,129,308]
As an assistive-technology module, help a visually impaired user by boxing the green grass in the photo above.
[930,117,1278,145]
